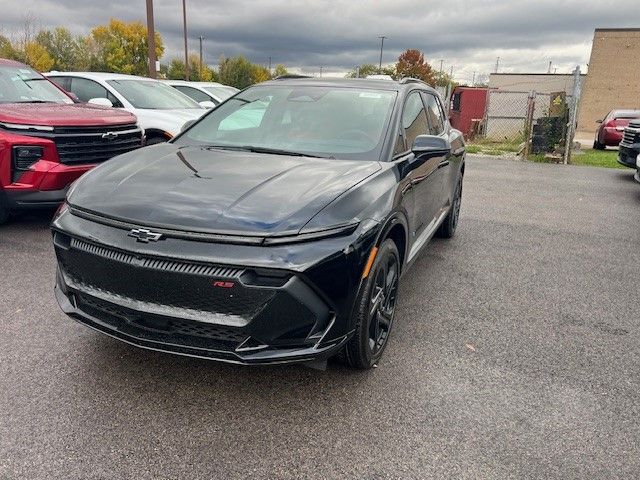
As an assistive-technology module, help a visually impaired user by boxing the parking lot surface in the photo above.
[1,156,639,479]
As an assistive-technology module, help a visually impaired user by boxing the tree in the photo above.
[0,35,18,59]
[433,70,457,89]
[166,54,217,81]
[395,49,436,86]
[218,55,254,89]
[91,19,163,75]
[23,41,54,71]
[273,64,288,77]
[35,27,84,71]
[251,64,270,84]
[346,63,396,78]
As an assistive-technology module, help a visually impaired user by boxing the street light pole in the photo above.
[378,35,387,72]
[198,35,204,79]
[182,0,189,81]
[145,0,157,78]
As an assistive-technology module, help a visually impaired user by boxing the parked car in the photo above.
[162,80,239,107]
[593,109,640,149]
[51,77,465,369]
[0,59,142,224]
[45,72,205,143]
[619,120,640,173]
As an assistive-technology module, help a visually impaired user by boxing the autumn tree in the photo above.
[218,55,254,89]
[346,63,396,78]
[166,54,217,81]
[91,19,163,75]
[23,42,54,71]
[35,27,85,71]
[273,64,288,77]
[395,49,435,86]
[0,35,18,59]
[251,64,270,84]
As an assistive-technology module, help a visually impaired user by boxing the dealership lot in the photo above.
[1,156,639,479]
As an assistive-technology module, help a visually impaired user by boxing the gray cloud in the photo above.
[3,0,640,81]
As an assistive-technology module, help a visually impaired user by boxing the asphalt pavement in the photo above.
[1,156,639,479]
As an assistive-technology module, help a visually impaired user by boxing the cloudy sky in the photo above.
[3,0,640,82]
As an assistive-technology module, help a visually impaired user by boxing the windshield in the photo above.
[0,65,73,104]
[107,79,201,109]
[175,85,397,160]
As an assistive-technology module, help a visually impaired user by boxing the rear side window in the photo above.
[424,93,445,135]
[173,85,214,104]
[401,91,429,150]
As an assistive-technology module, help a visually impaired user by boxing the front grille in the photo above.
[76,293,248,345]
[53,124,142,165]
[621,127,640,146]
[57,238,275,326]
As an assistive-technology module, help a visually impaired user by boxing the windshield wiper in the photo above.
[14,100,56,104]
[204,144,329,159]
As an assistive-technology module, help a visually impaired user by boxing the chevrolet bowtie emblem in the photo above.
[128,228,163,243]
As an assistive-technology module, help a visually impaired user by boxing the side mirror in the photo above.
[88,97,113,108]
[198,100,216,109]
[411,135,450,155]
[181,119,197,132]
[596,119,603,124]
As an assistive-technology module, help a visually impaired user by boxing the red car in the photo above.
[593,109,640,149]
[0,59,142,224]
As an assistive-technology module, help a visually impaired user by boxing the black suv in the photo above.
[51,77,465,369]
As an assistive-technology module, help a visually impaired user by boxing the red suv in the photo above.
[593,109,640,149]
[0,59,142,224]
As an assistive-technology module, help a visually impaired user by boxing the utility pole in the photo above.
[472,71,476,86]
[563,66,582,165]
[494,57,500,73]
[198,35,204,79]
[182,0,189,80]
[319,65,323,78]
[145,0,157,78]
[548,61,552,73]
[378,35,387,72]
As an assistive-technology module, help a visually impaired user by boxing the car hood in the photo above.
[0,102,136,126]
[69,144,381,235]
[133,109,205,136]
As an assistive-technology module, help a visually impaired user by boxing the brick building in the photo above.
[577,28,640,135]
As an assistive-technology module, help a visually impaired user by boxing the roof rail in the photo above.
[273,74,313,80]
[399,77,427,85]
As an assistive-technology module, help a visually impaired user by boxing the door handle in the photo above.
[437,160,450,169]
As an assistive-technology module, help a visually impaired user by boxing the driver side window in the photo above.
[400,91,429,151]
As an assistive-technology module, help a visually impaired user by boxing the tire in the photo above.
[436,176,463,239]
[0,193,10,225]
[593,139,605,150]
[342,239,401,369]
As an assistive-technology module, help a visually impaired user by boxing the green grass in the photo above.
[466,138,523,156]
[528,149,626,169]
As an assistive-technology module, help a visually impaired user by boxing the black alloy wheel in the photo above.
[342,239,400,369]
[437,177,463,238]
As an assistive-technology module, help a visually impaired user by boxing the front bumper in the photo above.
[618,144,640,169]
[55,285,348,365]
[5,186,69,209]
[51,212,376,365]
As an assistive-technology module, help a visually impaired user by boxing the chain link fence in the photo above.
[474,66,582,163]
